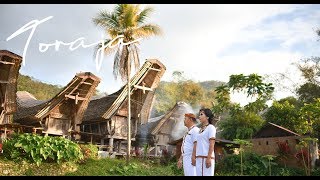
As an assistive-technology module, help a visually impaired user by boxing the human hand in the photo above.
[205,157,212,168]
[177,159,182,168]
[191,156,196,166]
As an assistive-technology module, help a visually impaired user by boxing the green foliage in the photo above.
[108,162,140,175]
[65,158,182,176]
[2,133,83,166]
[79,143,98,160]
[213,73,273,140]
[215,152,306,176]
[296,57,320,103]
[220,107,265,140]
[229,74,274,99]
[17,73,62,100]
[264,99,301,133]
[297,83,320,104]
[153,73,223,116]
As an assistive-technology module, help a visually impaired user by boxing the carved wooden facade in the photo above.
[14,72,100,138]
[80,59,166,154]
[0,50,22,125]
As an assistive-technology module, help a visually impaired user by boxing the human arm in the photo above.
[177,155,183,168]
[206,125,216,168]
[191,141,197,166]
[206,138,215,168]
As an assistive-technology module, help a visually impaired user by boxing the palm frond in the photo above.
[92,10,119,30]
[93,39,114,59]
[113,46,122,80]
[131,44,140,71]
[132,24,162,39]
[115,4,127,17]
[93,4,161,83]
[121,4,138,28]
[137,6,154,25]
[107,29,119,39]
[119,45,130,82]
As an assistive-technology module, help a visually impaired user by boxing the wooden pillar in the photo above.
[109,137,114,153]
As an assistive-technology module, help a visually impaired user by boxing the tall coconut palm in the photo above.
[93,4,162,82]
[92,4,162,163]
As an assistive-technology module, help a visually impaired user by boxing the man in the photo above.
[177,113,199,176]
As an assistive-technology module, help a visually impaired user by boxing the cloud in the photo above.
[1,4,320,100]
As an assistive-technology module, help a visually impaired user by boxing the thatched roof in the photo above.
[82,59,166,124]
[16,91,45,108]
[253,122,301,138]
[14,72,100,125]
[0,50,22,115]
[82,87,123,124]
[150,101,191,136]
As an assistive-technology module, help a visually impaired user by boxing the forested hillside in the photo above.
[17,74,63,100]
[152,80,226,117]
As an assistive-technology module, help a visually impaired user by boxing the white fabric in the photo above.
[181,126,199,176]
[181,126,199,156]
[195,124,216,176]
[196,157,215,176]
[183,154,196,176]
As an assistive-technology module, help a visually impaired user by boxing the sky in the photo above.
[1,4,320,106]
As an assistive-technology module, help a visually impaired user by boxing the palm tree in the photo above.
[92,4,162,163]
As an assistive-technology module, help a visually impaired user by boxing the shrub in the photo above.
[2,133,83,166]
[79,143,98,160]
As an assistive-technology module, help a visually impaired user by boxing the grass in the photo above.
[0,156,183,176]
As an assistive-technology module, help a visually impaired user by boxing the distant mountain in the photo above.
[159,80,226,90]
[199,80,226,91]
[17,74,63,100]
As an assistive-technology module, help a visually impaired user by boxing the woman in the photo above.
[193,108,216,176]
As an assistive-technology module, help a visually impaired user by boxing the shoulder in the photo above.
[208,124,216,131]
[191,127,200,133]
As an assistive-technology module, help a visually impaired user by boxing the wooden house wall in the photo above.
[112,115,136,140]
[250,136,302,168]
[0,52,22,124]
[43,100,74,136]
[250,136,300,156]
[156,133,171,146]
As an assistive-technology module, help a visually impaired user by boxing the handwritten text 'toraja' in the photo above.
[6,16,141,71]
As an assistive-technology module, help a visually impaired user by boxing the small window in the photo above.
[266,141,269,145]
[258,141,261,145]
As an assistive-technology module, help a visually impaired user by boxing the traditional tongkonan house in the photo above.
[0,50,22,125]
[80,59,166,155]
[135,101,194,157]
[14,72,100,139]
[0,50,22,139]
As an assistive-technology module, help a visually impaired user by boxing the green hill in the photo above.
[17,74,63,100]
[199,80,226,91]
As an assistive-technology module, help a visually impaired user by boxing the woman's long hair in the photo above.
[199,108,214,125]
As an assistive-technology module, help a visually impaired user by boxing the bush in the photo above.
[79,143,98,160]
[2,133,83,166]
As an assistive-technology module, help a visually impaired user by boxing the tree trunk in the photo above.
[126,60,131,165]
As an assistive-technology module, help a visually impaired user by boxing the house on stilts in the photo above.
[0,50,22,139]
[14,72,100,139]
[80,59,166,156]
[0,50,22,125]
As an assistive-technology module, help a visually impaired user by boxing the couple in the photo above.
[177,108,216,176]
